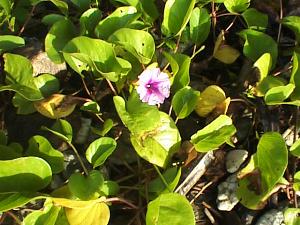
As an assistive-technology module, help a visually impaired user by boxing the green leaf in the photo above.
[27,135,64,174]
[68,170,104,200]
[109,28,155,64]
[71,0,90,11]
[42,119,73,142]
[94,6,140,40]
[163,52,191,92]
[30,0,68,15]
[162,0,196,36]
[0,144,22,160]
[284,208,300,225]
[85,137,117,168]
[189,7,211,45]
[0,193,39,212]
[0,84,43,101]
[224,0,250,13]
[264,84,295,105]
[290,52,300,100]
[80,8,102,36]
[191,115,236,152]
[146,193,195,225]
[148,167,181,199]
[12,94,36,115]
[63,36,131,81]
[45,19,77,64]
[93,119,114,137]
[293,171,300,192]
[0,157,52,193]
[237,132,288,210]
[80,101,101,114]
[172,86,200,119]
[289,139,300,157]
[23,199,68,225]
[253,53,272,82]
[0,35,24,53]
[42,14,66,26]
[256,76,286,97]
[0,0,12,15]
[34,74,60,98]
[130,112,181,168]
[239,29,278,69]
[282,16,300,43]
[4,53,34,87]
[99,181,119,196]
[113,92,161,134]
[242,8,268,31]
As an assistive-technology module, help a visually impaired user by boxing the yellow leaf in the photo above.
[213,32,240,64]
[65,202,110,225]
[195,85,226,117]
[34,94,78,119]
[52,197,110,225]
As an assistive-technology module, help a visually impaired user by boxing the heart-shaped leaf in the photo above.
[189,7,211,45]
[86,137,117,168]
[146,193,195,225]
[191,115,236,152]
[237,132,288,210]
[109,28,155,64]
[68,170,104,200]
[172,86,200,119]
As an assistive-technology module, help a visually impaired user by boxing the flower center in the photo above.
[146,84,151,89]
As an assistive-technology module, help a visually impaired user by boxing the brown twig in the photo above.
[18,5,36,36]
[105,197,138,209]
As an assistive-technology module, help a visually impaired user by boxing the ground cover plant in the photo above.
[1,0,300,224]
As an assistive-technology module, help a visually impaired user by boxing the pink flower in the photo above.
[137,68,170,105]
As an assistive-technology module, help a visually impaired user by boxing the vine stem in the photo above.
[106,79,118,96]
[153,165,172,192]
[105,197,138,209]
[18,5,36,36]
[68,142,89,175]
[277,0,283,44]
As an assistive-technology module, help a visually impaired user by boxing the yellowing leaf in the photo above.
[52,197,110,225]
[195,85,226,117]
[65,202,109,225]
[34,94,80,119]
[213,32,240,64]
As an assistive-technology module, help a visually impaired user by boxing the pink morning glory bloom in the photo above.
[137,68,171,105]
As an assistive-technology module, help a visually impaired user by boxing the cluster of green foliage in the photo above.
[1,0,300,224]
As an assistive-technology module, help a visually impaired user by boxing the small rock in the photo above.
[255,209,285,225]
[226,149,248,173]
[217,174,239,211]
